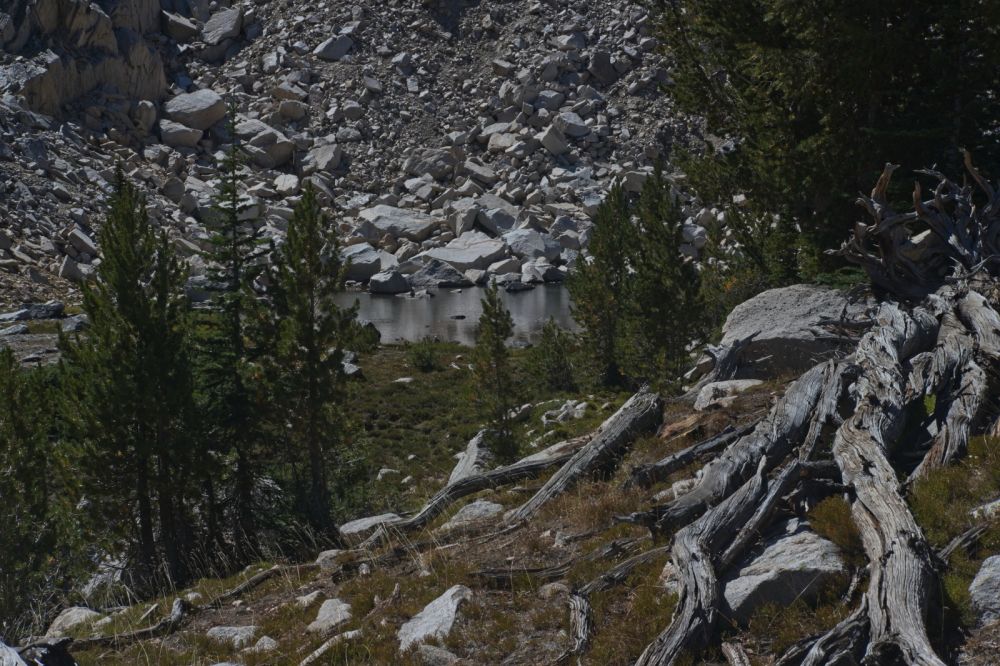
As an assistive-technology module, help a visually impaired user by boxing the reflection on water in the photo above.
[334,285,577,346]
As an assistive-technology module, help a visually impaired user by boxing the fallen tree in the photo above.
[623,157,1000,665]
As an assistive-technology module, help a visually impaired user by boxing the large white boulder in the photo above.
[307,599,352,633]
[206,625,258,648]
[722,519,847,623]
[163,89,226,130]
[970,555,1000,625]
[416,231,507,271]
[359,205,439,243]
[46,606,103,636]
[398,585,473,652]
[718,284,872,379]
[503,229,561,262]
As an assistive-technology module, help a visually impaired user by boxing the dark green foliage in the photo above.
[59,168,195,586]
[408,337,444,373]
[268,184,359,532]
[569,172,702,387]
[471,283,518,461]
[527,318,577,393]
[0,352,81,639]
[568,185,634,387]
[658,0,1000,277]
[192,137,269,554]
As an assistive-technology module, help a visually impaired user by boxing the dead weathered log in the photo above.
[624,422,757,490]
[721,642,753,666]
[635,457,776,665]
[473,536,646,588]
[774,600,869,666]
[682,332,758,400]
[556,544,672,662]
[622,363,830,534]
[505,388,663,525]
[360,437,590,549]
[830,302,945,665]
[71,598,190,650]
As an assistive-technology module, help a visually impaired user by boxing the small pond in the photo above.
[334,284,577,346]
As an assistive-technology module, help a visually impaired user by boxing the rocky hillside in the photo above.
[6,283,1000,665]
[0,0,712,309]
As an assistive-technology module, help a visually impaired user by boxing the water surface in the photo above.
[334,285,576,346]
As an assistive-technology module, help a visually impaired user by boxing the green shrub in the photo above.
[807,495,865,567]
[408,337,443,373]
[527,318,577,393]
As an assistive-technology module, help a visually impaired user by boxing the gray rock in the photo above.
[68,229,97,255]
[503,229,561,261]
[405,148,458,180]
[341,243,382,282]
[0,324,29,336]
[409,259,473,289]
[202,8,242,45]
[302,144,342,174]
[0,639,26,666]
[162,11,199,42]
[536,124,569,155]
[970,555,1000,625]
[307,598,352,633]
[314,549,343,570]
[206,625,258,649]
[693,379,763,411]
[417,231,507,271]
[359,205,438,242]
[439,499,503,532]
[46,606,103,636]
[164,89,226,131]
[588,51,619,84]
[718,285,872,379]
[477,207,516,236]
[369,269,411,294]
[722,519,847,623]
[417,644,461,666]
[553,112,590,138]
[159,119,202,148]
[245,635,278,653]
[314,35,354,61]
[398,585,473,652]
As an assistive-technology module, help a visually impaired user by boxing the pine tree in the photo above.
[658,0,1000,273]
[268,184,358,532]
[192,135,268,555]
[0,352,81,638]
[60,168,193,586]
[625,168,702,383]
[528,318,577,393]
[471,283,517,461]
[567,185,636,387]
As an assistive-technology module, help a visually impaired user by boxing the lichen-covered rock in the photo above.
[970,555,1000,625]
[307,599,352,633]
[46,606,103,637]
[722,519,847,623]
[398,585,473,652]
[718,284,872,379]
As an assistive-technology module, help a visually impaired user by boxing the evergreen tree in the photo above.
[268,184,358,532]
[0,352,80,638]
[60,169,193,586]
[528,318,577,393]
[569,174,704,388]
[658,0,1000,274]
[192,136,268,555]
[568,185,636,387]
[471,283,517,461]
[625,168,702,383]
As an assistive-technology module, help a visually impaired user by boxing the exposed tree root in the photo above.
[624,422,758,490]
[505,388,664,525]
